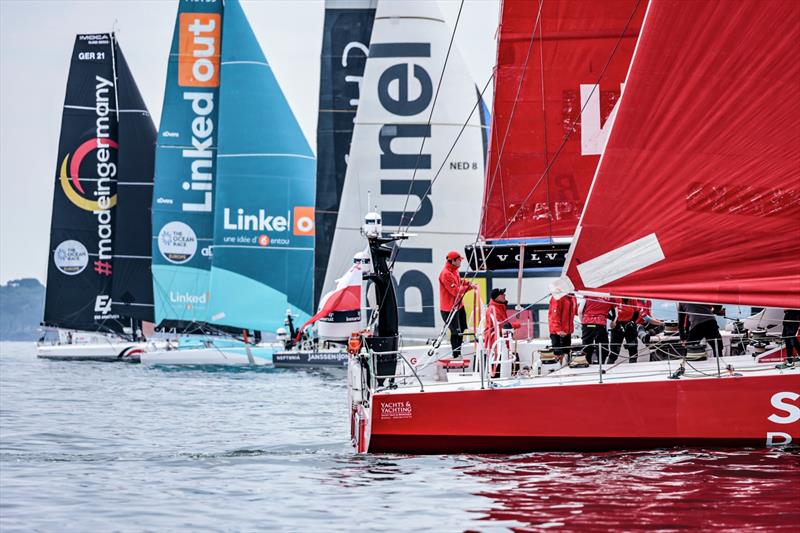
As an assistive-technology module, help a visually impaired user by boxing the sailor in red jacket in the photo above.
[548,293,577,361]
[609,297,641,363]
[484,288,520,352]
[439,251,475,357]
[579,295,616,365]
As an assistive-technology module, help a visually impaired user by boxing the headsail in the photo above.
[205,0,316,333]
[151,0,223,329]
[325,0,486,338]
[44,34,122,333]
[314,0,377,309]
[561,0,800,308]
[110,37,157,324]
[480,0,643,242]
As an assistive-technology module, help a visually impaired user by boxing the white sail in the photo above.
[324,0,487,339]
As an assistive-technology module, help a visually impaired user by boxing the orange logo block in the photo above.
[293,207,315,236]
[178,13,221,87]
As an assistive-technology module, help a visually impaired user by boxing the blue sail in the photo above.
[151,0,223,329]
[207,0,315,333]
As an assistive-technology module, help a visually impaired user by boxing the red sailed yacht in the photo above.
[347,0,800,454]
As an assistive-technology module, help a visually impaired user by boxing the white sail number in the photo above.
[766,391,799,446]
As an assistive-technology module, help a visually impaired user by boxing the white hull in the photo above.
[36,341,151,362]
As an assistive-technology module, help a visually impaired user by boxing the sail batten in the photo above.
[562,0,800,308]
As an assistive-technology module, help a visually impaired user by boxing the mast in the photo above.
[43,33,123,334]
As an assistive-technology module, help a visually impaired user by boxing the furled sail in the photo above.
[151,0,223,329]
[110,38,157,324]
[44,34,123,333]
[205,0,316,333]
[480,0,643,242]
[314,0,377,309]
[561,0,800,308]
[325,0,487,338]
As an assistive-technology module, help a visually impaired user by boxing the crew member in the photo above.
[485,288,520,352]
[439,251,475,357]
[609,298,640,364]
[579,296,616,365]
[782,308,800,365]
[548,292,577,362]
[683,303,725,358]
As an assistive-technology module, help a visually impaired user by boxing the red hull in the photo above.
[362,373,800,453]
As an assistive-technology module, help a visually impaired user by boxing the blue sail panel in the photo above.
[207,0,315,333]
[151,0,223,328]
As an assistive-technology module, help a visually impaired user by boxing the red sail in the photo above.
[480,0,643,241]
[563,0,800,308]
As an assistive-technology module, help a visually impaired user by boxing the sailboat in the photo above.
[142,0,315,366]
[38,33,158,362]
[346,0,799,453]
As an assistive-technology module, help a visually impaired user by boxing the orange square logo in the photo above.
[293,207,315,236]
[178,13,221,87]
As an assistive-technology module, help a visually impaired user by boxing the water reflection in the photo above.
[460,449,800,530]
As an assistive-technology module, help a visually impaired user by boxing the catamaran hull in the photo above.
[353,372,800,454]
[36,342,148,363]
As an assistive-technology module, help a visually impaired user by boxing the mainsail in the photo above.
[151,0,223,329]
[110,38,157,324]
[561,0,800,308]
[480,0,643,242]
[325,0,486,338]
[205,0,316,333]
[314,0,377,308]
[44,34,123,333]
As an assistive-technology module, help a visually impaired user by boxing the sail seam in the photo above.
[221,60,269,67]
[217,153,315,160]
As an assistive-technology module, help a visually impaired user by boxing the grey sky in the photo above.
[0,0,499,284]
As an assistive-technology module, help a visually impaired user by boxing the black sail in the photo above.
[110,38,156,324]
[43,34,123,333]
[314,0,376,307]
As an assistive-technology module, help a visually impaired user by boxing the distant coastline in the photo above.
[0,278,44,341]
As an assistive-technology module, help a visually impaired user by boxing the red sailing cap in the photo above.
[446,251,463,260]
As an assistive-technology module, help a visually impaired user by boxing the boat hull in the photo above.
[272,349,348,369]
[358,372,800,453]
[139,345,274,366]
[36,342,148,363]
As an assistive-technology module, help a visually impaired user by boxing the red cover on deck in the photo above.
[480,0,643,241]
[564,0,800,309]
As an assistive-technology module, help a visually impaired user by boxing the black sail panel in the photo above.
[314,1,376,307]
[110,39,157,323]
[43,34,123,333]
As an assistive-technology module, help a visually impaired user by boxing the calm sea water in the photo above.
[1,341,798,532]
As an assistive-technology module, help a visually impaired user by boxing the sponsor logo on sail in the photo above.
[222,207,315,236]
[53,240,89,275]
[59,75,118,277]
[158,221,198,264]
[178,13,221,88]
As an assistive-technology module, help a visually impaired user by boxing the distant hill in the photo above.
[0,278,44,341]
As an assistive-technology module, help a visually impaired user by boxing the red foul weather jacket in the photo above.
[439,262,471,312]
[548,294,577,335]
[581,296,615,326]
[484,299,519,350]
